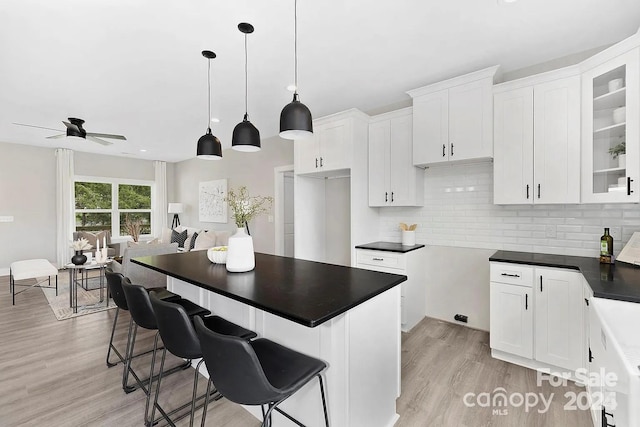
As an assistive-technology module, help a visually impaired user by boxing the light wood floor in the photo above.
[1,276,592,427]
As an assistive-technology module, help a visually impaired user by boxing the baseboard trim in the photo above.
[0,267,9,276]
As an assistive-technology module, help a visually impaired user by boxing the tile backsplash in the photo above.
[378,162,640,257]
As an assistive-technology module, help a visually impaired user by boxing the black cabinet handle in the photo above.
[628,177,634,196]
[385,192,388,202]
[540,276,543,292]
[320,157,323,167]
[589,347,594,362]
[525,294,528,310]
[500,273,520,278]
[391,192,394,202]
[526,185,530,199]
[538,184,541,199]
[450,143,454,156]
[315,158,318,168]
[442,144,446,157]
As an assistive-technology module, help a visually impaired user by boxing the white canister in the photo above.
[401,230,416,246]
[618,154,627,169]
[608,78,624,92]
[613,106,626,124]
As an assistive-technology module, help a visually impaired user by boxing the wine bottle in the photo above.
[600,227,613,263]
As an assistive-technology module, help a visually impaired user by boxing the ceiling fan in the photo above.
[14,117,127,145]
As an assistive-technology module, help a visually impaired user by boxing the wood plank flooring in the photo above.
[0,275,592,426]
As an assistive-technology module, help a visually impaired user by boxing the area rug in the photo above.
[41,273,115,320]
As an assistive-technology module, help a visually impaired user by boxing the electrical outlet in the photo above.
[267,215,274,223]
[545,225,557,238]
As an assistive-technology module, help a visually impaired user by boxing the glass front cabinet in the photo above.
[581,47,640,203]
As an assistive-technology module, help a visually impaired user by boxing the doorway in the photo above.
[274,165,295,257]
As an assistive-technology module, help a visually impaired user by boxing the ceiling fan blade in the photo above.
[62,121,80,132]
[87,135,113,146]
[13,123,63,132]
[87,132,127,140]
[46,134,67,139]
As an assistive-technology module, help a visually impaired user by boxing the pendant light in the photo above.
[279,0,313,140]
[197,50,223,160]
[232,23,261,152]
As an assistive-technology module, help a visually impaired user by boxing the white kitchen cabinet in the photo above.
[534,267,583,372]
[356,247,426,333]
[408,66,497,167]
[581,47,640,203]
[295,115,352,176]
[493,73,580,204]
[490,263,534,359]
[490,262,584,374]
[368,108,423,207]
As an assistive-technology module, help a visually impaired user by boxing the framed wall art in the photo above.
[199,179,227,223]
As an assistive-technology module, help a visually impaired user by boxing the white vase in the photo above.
[619,154,627,169]
[226,227,255,272]
[401,230,416,246]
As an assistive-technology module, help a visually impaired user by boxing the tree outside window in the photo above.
[74,180,153,237]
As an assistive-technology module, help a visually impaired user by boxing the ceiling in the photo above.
[1,0,639,163]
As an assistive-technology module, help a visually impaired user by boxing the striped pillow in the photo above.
[188,232,199,251]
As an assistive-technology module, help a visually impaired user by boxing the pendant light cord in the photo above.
[207,58,211,129]
[294,0,298,94]
[245,32,249,119]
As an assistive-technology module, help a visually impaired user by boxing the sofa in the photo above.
[158,226,231,252]
[110,242,179,289]
[73,230,120,258]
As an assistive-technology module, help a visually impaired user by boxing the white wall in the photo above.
[173,136,294,255]
[0,142,57,270]
[377,161,640,330]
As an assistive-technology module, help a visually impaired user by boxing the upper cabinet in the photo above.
[368,108,424,207]
[493,71,581,204]
[581,47,640,203]
[295,110,369,177]
[407,66,498,167]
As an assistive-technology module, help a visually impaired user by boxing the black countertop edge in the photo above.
[355,241,426,253]
[490,250,640,304]
[131,254,407,328]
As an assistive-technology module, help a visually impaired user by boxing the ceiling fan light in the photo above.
[279,93,313,140]
[197,128,222,160]
[232,117,261,152]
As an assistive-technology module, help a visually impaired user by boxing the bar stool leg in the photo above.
[106,307,121,367]
[145,334,164,427]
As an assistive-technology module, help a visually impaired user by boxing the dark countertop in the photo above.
[490,250,640,303]
[355,241,425,253]
[132,251,407,328]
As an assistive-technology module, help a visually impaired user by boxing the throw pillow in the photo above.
[171,229,188,248]
[188,232,198,251]
[194,231,216,250]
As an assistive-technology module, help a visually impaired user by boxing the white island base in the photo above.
[170,277,401,427]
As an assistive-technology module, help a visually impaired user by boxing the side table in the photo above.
[67,261,111,313]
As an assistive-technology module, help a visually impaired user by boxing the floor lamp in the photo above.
[168,203,183,229]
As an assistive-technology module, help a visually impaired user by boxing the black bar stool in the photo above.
[120,277,210,424]
[149,292,257,427]
[194,316,329,427]
[105,268,181,371]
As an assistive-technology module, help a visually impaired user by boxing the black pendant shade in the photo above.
[232,114,261,152]
[232,22,261,152]
[280,92,313,140]
[197,50,222,160]
[197,127,222,160]
[279,0,313,140]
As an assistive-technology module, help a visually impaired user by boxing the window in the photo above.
[74,177,154,238]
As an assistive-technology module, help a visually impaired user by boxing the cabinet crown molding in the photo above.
[493,65,580,93]
[580,30,640,71]
[407,65,500,98]
[368,106,412,123]
[313,108,370,125]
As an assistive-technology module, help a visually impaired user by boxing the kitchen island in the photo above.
[133,250,407,427]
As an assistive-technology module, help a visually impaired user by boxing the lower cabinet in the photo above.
[490,262,584,374]
[356,248,426,332]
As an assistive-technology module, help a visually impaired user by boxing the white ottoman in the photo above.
[10,259,58,305]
